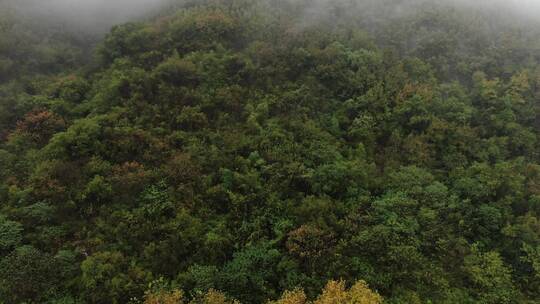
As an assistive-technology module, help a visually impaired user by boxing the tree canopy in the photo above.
[1,0,540,303]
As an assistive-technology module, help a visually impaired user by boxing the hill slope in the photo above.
[0,0,540,303]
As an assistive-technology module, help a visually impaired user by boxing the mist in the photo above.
[441,0,540,20]
[4,0,540,35]
[4,0,176,33]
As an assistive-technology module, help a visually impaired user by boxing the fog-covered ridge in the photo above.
[5,0,540,34]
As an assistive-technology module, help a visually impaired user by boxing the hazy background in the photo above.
[3,0,176,33]
[3,0,540,34]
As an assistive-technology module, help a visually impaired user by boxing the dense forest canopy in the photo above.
[1,0,540,303]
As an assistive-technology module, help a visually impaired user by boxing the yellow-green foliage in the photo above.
[270,289,308,304]
[271,280,383,304]
[313,281,382,304]
[146,280,382,304]
[144,289,184,304]
[144,288,239,304]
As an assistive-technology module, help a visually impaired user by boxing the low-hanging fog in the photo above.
[3,0,540,35]
[3,0,176,33]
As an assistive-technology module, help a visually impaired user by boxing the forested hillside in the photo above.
[1,0,540,303]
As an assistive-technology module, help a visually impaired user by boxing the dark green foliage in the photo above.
[0,246,62,303]
[0,0,540,303]
[0,215,22,252]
